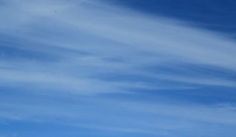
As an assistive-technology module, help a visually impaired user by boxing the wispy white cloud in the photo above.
[1,0,236,92]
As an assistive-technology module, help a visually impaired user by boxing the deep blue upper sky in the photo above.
[111,0,236,35]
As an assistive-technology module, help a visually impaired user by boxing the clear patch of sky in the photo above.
[109,0,236,36]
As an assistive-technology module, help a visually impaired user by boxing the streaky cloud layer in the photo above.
[0,0,236,137]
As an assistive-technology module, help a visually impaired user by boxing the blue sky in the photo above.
[0,0,236,137]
